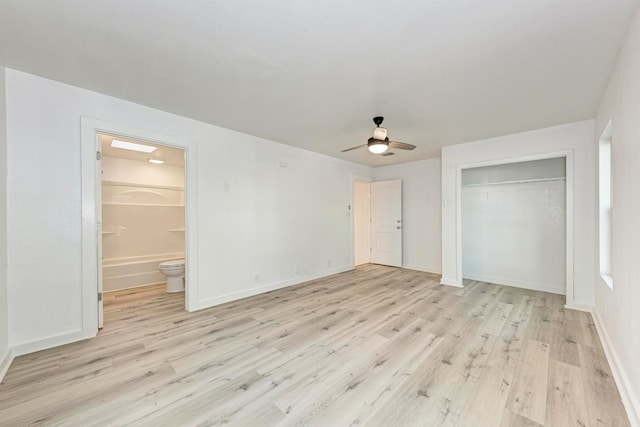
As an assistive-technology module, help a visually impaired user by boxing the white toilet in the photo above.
[158,259,185,293]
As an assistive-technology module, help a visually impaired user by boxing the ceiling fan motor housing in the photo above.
[372,127,388,140]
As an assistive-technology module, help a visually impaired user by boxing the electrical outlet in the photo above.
[254,273,260,283]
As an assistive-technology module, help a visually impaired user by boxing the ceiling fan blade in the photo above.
[380,152,395,156]
[341,144,368,152]
[388,141,416,150]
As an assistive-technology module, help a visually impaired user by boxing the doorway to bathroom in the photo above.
[97,133,186,328]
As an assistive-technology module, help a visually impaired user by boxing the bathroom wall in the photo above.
[101,156,185,292]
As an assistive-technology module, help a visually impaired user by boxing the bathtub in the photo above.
[102,253,185,292]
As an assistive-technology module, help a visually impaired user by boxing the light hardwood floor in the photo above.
[0,265,630,426]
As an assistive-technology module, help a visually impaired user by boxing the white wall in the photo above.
[441,120,596,307]
[5,69,372,352]
[374,158,441,273]
[353,180,370,266]
[0,68,10,375]
[594,7,640,425]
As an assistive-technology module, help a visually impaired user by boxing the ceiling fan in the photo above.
[342,116,416,155]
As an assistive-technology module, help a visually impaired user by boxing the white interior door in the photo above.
[370,179,402,267]
[96,134,104,328]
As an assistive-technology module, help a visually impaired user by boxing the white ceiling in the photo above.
[100,134,185,167]
[1,0,638,166]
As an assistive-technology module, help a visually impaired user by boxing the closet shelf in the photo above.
[102,181,184,192]
[462,177,566,188]
[102,203,185,207]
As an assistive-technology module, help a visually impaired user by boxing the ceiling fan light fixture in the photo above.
[341,117,415,154]
[368,140,389,154]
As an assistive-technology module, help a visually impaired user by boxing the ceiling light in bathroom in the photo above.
[148,159,165,164]
[111,139,157,153]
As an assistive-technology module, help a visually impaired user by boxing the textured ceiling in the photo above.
[1,0,638,166]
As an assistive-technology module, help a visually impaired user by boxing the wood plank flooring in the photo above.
[0,265,630,426]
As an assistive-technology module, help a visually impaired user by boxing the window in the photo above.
[599,120,613,288]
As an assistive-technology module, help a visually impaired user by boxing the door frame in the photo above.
[454,150,576,308]
[350,174,373,267]
[81,117,198,337]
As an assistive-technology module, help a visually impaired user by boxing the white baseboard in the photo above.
[463,273,565,295]
[403,264,442,275]
[592,310,640,427]
[11,329,96,358]
[0,347,14,383]
[564,303,593,313]
[191,266,354,311]
[440,277,464,288]
[1,329,96,381]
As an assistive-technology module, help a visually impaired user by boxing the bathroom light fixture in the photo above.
[111,139,157,153]
[148,159,165,164]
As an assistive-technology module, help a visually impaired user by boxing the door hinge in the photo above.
[98,292,103,302]
[96,151,102,160]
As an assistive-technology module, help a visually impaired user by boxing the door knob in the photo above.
[397,226,402,229]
